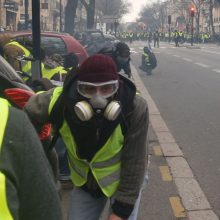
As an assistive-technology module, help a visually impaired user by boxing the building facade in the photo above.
[0,0,20,31]
[0,0,67,31]
[164,0,220,34]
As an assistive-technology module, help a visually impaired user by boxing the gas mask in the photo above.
[74,80,121,121]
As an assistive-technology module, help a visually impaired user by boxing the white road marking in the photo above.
[212,69,220,73]
[201,49,220,55]
[130,48,138,54]
[195,62,210,68]
[172,55,180,57]
[182,58,192,62]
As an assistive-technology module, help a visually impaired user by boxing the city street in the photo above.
[130,41,220,219]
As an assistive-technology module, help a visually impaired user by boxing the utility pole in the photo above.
[31,0,41,80]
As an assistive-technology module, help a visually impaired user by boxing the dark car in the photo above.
[76,30,119,55]
[103,34,120,45]
[11,31,88,64]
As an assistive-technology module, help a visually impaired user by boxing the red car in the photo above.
[11,31,88,64]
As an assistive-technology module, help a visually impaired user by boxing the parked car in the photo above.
[11,31,88,64]
[75,30,119,55]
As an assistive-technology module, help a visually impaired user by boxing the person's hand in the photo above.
[106,214,124,220]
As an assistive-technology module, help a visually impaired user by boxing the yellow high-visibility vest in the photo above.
[48,87,124,197]
[42,66,67,80]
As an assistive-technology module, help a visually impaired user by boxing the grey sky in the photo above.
[122,0,152,22]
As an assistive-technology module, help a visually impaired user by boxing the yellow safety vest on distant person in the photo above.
[48,87,124,197]
[6,41,32,76]
[42,66,67,80]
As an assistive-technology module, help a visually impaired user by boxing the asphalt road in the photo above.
[130,41,220,218]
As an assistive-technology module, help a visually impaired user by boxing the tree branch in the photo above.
[80,0,89,10]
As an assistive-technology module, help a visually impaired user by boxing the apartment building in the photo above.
[0,0,20,31]
[213,5,220,33]
[0,0,67,31]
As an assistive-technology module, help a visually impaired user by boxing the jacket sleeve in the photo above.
[122,62,131,78]
[24,88,55,126]
[112,95,149,218]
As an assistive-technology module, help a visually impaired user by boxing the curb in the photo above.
[131,63,219,220]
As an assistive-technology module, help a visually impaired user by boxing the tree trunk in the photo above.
[209,0,215,36]
[87,0,95,29]
[64,0,78,35]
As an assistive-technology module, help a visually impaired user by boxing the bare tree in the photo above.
[64,0,79,35]
[139,1,165,31]
[191,0,205,35]
[80,0,96,29]
[96,0,131,19]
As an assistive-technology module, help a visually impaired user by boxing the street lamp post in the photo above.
[31,0,41,80]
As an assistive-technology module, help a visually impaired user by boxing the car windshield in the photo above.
[41,36,67,56]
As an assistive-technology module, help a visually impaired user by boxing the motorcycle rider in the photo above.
[24,54,149,220]
[98,42,132,78]
[0,97,62,220]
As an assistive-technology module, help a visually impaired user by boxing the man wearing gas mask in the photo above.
[98,42,132,78]
[24,54,149,220]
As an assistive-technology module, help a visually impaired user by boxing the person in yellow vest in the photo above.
[0,98,62,220]
[0,33,32,76]
[42,53,67,82]
[24,54,149,220]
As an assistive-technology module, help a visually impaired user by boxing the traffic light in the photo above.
[190,7,195,17]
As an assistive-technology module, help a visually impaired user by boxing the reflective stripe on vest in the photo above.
[143,52,151,66]
[0,98,13,220]
[42,66,67,80]
[48,87,124,197]
[6,41,32,74]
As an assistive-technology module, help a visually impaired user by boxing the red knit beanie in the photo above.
[78,54,118,83]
